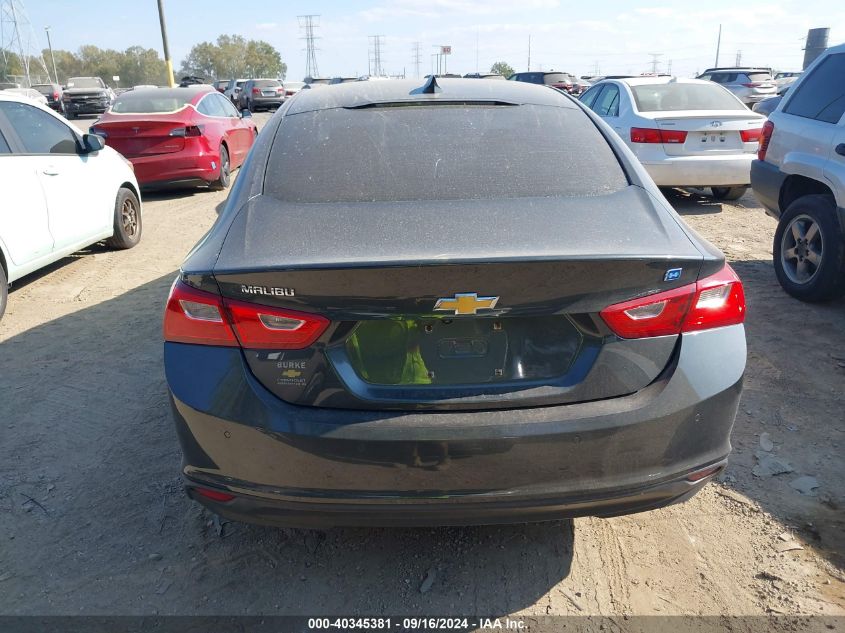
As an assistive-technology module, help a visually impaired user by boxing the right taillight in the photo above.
[163,279,329,349]
[600,265,745,339]
[630,127,688,144]
[757,120,774,160]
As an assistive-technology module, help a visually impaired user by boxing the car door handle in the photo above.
[42,167,59,176]
[836,143,845,157]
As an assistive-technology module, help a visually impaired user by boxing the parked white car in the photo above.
[0,92,142,319]
[5,87,48,106]
[580,76,766,200]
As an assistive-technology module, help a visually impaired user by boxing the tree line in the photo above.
[0,34,286,87]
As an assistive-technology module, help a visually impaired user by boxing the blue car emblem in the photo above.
[664,268,682,282]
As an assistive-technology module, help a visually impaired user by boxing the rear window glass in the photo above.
[67,78,104,89]
[255,80,281,88]
[745,72,773,82]
[111,90,193,113]
[543,73,574,84]
[783,53,845,124]
[32,84,53,95]
[631,83,746,112]
[266,104,628,203]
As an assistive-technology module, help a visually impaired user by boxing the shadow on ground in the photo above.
[0,273,574,615]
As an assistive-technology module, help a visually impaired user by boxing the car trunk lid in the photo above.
[210,186,712,410]
[92,117,191,157]
[649,111,765,156]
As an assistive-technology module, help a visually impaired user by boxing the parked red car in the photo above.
[91,85,258,190]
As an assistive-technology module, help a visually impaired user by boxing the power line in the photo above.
[298,14,320,79]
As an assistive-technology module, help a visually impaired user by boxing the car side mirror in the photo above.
[81,133,105,153]
[240,109,252,118]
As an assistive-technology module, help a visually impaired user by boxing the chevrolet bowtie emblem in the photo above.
[434,293,499,316]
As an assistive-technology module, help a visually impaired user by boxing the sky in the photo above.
[19,0,845,80]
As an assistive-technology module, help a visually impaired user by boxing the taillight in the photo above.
[169,125,203,137]
[163,279,329,349]
[630,127,687,144]
[164,280,238,347]
[758,120,774,160]
[600,265,745,339]
[740,128,762,143]
[742,82,761,88]
[53,91,59,100]
[252,87,261,94]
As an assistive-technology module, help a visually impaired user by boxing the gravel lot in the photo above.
[0,112,843,621]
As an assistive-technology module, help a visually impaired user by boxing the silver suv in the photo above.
[698,67,777,106]
[750,43,845,302]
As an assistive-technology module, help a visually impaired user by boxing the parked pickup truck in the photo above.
[62,76,113,119]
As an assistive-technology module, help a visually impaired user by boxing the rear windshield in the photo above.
[111,90,193,113]
[543,73,573,84]
[745,72,773,82]
[266,104,628,203]
[631,83,746,112]
[32,84,54,94]
[67,78,104,89]
[255,80,281,88]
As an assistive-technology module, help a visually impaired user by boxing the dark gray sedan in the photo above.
[163,78,747,528]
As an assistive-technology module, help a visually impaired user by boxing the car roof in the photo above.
[702,67,770,73]
[114,85,213,101]
[286,77,574,115]
[608,76,715,87]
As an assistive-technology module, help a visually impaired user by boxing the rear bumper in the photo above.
[750,159,786,218]
[165,325,746,527]
[251,96,284,108]
[642,153,755,187]
[127,147,219,187]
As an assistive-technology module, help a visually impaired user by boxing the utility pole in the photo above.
[155,0,174,87]
[298,15,321,79]
[667,59,672,75]
[714,24,722,67]
[475,29,479,73]
[527,34,531,71]
[648,53,663,74]
[412,41,421,78]
[735,50,742,66]
[44,25,57,84]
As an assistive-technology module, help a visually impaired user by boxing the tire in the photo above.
[711,186,748,201]
[773,194,845,302]
[0,263,7,321]
[66,110,75,120]
[106,187,142,249]
[248,100,255,113]
[209,145,231,191]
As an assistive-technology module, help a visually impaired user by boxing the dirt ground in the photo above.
[1,113,843,622]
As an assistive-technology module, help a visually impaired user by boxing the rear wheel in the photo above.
[711,186,748,201]
[248,100,256,113]
[773,194,845,302]
[0,264,7,321]
[106,187,142,249]
[210,145,231,190]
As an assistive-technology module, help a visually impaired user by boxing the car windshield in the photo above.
[631,83,746,112]
[746,72,773,82]
[255,80,281,88]
[110,90,194,113]
[32,84,53,94]
[544,73,573,84]
[67,77,104,89]
[266,104,628,203]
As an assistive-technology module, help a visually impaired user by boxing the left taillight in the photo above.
[600,265,745,339]
[164,280,238,347]
[630,127,688,144]
[163,279,330,349]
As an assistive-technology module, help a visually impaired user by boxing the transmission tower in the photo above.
[298,15,320,79]
[412,41,421,78]
[648,53,663,74]
[368,35,385,77]
[1,0,50,85]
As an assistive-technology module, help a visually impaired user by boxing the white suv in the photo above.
[751,43,845,302]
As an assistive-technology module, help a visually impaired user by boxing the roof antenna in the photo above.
[410,75,441,95]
